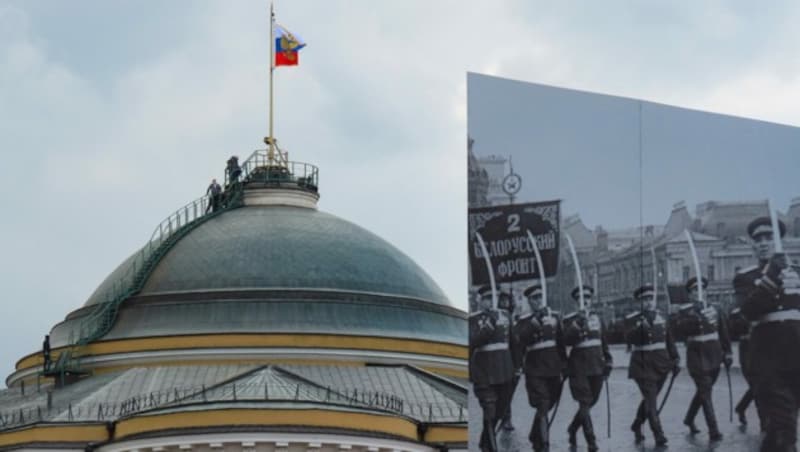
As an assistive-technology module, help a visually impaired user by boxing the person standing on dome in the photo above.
[625,284,679,447]
[562,285,611,452]
[513,283,566,452]
[673,276,731,441]
[470,285,514,452]
[734,216,800,451]
[206,178,222,213]
[226,156,242,185]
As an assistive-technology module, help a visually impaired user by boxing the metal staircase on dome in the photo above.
[45,144,319,381]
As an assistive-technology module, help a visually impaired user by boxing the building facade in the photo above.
[0,152,468,451]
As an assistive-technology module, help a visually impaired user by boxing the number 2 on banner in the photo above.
[507,214,520,232]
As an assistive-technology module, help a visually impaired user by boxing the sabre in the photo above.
[651,247,658,304]
[685,229,705,308]
[726,365,733,423]
[605,377,611,438]
[548,376,567,428]
[565,233,585,310]
[526,229,547,307]
[769,200,784,253]
[475,232,498,310]
[657,369,679,415]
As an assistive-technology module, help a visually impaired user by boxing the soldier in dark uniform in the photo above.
[497,290,521,432]
[734,217,800,452]
[729,305,765,429]
[562,285,612,452]
[470,285,514,452]
[626,284,680,447]
[673,276,732,441]
[513,283,567,452]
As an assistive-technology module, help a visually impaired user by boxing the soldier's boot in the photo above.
[531,412,549,452]
[762,430,797,452]
[581,408,598,452]
[683,395,701,434]
[701,399,723,441]
[538,411,550,452]
[567,411,581,447]
[529,415,541,451]
[648,408,668,446]
[482,419,498,452]
[631,402,645,444]
[735,390,750,425]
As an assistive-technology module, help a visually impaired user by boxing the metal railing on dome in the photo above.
[67,188,245,349]
[237,149,319,191]
[60,152,321,356]
[0,382,465,431]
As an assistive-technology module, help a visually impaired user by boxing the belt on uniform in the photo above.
[755,309,800,326]
[631,342,666,352]
[526,340,556,351]
[476,342,509,352]
[574,338,602,348]
[688,332,719,342]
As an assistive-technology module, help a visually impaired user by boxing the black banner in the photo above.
[468,200,560,285]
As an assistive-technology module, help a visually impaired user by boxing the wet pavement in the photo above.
[468,367,785,451]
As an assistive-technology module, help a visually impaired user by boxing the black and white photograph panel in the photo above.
[639,101,800,452]
[468,73,640,452]
[467,72,800,452]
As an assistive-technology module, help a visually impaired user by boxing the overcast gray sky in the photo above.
[469,74,800,230]
[2,1,800,382]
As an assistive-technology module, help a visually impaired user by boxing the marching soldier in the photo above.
[729,305,765,429]
[513,283,567,452]
[497,291,521,432]
[626,284,679,447]
[562,285,612,452]
[734,217,800,452]
[673,276,732,441]
[470,285,514,452]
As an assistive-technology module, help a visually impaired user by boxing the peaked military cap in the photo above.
[685,276,708,292]
[523,283,544,298]
[747,216,786,240]
[633,283,655,300]
[476,285,494,298]
[571,285,594,300]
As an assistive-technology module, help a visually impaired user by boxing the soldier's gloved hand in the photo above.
[723,354,733,369]
[701,307,718,324]
[541,315,556,327]
[672,362,681,376]
[603,363,613,378]
[487,308,499,324]
[765,253,788,281]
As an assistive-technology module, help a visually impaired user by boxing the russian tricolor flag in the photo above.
[274,24,306,67]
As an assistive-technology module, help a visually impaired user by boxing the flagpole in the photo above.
[268,2,275,164]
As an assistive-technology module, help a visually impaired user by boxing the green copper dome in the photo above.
[83,205,450,306]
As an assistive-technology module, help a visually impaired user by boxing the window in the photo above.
[717,222,726,238]
[683,265,690,281]
[707,265,715,281]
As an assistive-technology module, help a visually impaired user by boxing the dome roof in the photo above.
[85,205,450,307]
[45,198,465,351]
